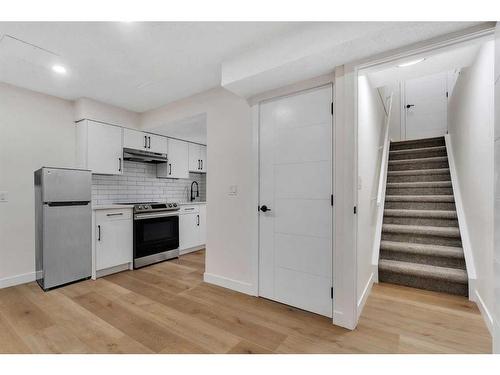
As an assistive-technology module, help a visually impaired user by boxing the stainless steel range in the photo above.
[118,202,180,269]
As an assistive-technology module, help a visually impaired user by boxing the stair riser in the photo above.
[382,232,462,247]
[380,250,466,269]
[390,138,445,151]
[384,201,456,210]
[389,149,447,161]
[383,216,459,227]
[388,160,449,171]
[387,174,451,183]
[378,271,468,296]
[386,187,453,195]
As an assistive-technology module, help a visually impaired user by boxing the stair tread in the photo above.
[389,156,448,165]
[384,209,457,219]
[390,136,445,146]
[386,195,455,202]
[386,181,452,188]
[389,146,446,155]
[382,223,460,237]
[380,240,464,259]
[387,168,450,176]
[379,259,467,283]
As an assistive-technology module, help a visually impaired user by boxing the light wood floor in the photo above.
[0,250,491,353]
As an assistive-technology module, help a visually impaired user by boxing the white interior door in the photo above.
[259,85,333,317]
[404,72,448,140]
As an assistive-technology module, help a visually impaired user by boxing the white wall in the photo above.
[74,97,140,129]
[357,75,386,310]
[141,88,259,294]
[447,41,495,331]
[0,83,76,287]
[493,22,500,354]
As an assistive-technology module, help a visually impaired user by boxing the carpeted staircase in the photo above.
[378,136,468,296]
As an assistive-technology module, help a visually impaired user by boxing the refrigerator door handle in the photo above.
[46,201,90,207]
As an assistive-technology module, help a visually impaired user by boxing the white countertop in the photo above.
[92,204,134,210]
[180,201,207,206]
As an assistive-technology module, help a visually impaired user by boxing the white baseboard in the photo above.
[180,245,205,256]
[472,288,493,335]
[0,271,36,289]
[357,271,375,320]
[203,272,257,296]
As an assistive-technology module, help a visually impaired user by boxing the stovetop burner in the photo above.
[115,201,180,213]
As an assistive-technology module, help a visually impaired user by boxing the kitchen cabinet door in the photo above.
[199,145,207,173]
[179,213,199,250]
[198,204,206,245]
[148,133,168,154]
[95,210,133,271]
[81,120,123,175]
[188,143,200,172]
[123,128,148,151]
[157,138,189,179]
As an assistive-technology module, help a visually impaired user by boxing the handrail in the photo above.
[376,94,393,206]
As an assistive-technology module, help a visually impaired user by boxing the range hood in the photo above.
[123,148,168,163]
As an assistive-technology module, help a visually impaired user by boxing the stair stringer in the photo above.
[444,134,476,299]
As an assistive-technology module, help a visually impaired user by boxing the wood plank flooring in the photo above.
[0,250,491,353]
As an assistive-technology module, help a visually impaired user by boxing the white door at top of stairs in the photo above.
[258,84,333,318]
[404,71,449,141]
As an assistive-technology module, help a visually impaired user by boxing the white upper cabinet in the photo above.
[157,138,189,179]
[123,129,167,154]
[188,143,207,173]
[148,133,168,154]
[123,128,148,150]
[76,120,123,175]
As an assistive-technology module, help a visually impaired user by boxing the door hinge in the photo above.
[330,194,334,206]
[330,102,333,115]
[330,287,334,299]
[354,206,357,214]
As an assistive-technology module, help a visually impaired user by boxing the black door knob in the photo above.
[259,205,271,212]
[406,104,415,109]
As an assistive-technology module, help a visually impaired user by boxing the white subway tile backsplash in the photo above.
[92,160,206,205]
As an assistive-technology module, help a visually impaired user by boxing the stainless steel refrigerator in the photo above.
[34,167,92,291]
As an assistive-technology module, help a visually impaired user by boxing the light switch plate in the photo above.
[0,191,8,202]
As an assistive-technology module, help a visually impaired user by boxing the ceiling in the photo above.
[0,22,487,113]
[0,22,304,112]
[363,40,484,88]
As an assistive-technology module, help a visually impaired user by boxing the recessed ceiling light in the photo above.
[397,58,425,68]
[52,65,67,74]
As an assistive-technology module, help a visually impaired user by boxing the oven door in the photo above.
[134,213,179,260]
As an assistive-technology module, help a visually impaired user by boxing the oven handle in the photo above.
[134,212,179,220]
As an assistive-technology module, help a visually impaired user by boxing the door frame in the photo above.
[256,82,336,319]
[349,23,494,326]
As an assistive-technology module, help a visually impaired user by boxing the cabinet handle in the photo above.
[148,136,151,149]
[144,135,147,148]
[197,214,200,226]
[97,225,101,241]
[106,212,123,217]
[198,159,201,170]
[118,157,122,172]
[201,160,203,170]
[169,163,172,175]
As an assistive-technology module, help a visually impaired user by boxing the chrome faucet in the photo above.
[190,181,199,202]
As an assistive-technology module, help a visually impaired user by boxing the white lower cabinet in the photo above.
[93,208,133,278]
[179,204,206,254]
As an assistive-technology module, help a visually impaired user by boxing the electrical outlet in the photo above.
[0,191,8,202]
[228,185,237,196]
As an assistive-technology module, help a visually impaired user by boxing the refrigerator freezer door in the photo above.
[42,168,91,203]
[41,203,91,289]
